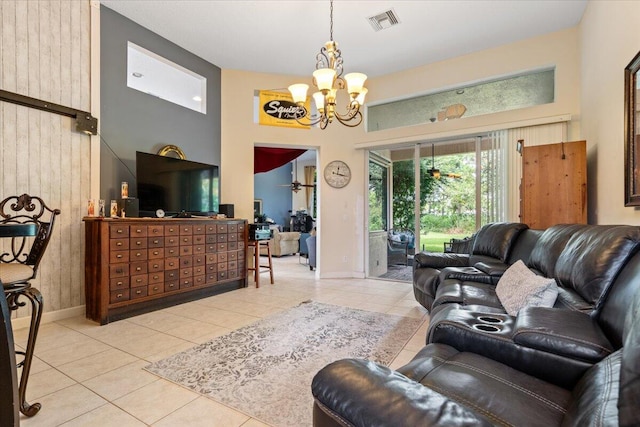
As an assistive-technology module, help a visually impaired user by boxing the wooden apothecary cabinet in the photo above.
[83,217,247,324]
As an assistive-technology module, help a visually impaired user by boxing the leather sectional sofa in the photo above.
[310,223,640,426]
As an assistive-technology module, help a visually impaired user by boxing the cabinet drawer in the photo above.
[110,250,130,264]
[217,224,228,233]
[228,224,238,233]
[206,235,217,244]
[228,242,238,250]
[148,237,164,248]
[165,225,180,236]
[228,261,238,270]
[130,238,148,249]
[206,254,217,264]
[194,266,206,276]
[193,275,206,287]
[228,269,238,279]
[217,243,227,252]
[166,246,179,257]
[179,225,193,236]
[110,238,129,251]
[164,257,179,270]
[110,225,129,238]
[180,245,193,256]
[228,233,238,242]
[148,272,164,285]
[109,264,129,278]
[148,260,164,272]
[180,236,193,246]
[148,283,163,296]
[194,235,206,245]
[228,251,238,261]
[165,269,179,281]
[130,250,148,261]
[131,286,148,299]
[206,244,217,253]
[180,279,193,289]
[149,248,165,259]
[206,264,217,273]
[110,277,128,291]
[130,274,148,287]
[193,245,205,255]
[180,256,193,268]
[193,224,206,235]
[166,236,179,247]
[217,234,227,243]
[110,289,130,304]
[218,253,228,262]
[205,224,217,234]
[206,273,217,283]
[148,225,164,236]
[131,261,148,275]
[181,267,193,278]
[193,255,206,266]
[237,224,245,232]
[217,271,227,280]
[130,225,148,237]
[164,281,179,292]
[217,262,228,272]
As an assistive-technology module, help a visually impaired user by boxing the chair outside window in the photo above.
[387,229,414,266]
[0,194,60,417]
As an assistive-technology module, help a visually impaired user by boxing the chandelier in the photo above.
[288,0,368,129]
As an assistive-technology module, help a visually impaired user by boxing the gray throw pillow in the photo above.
[496,260,559,316]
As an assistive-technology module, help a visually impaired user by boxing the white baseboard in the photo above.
[320,271,365,279]
[11,305,86,330]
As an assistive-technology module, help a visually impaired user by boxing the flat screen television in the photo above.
[136,151,220,216]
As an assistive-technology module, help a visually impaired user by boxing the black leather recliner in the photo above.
[311,286,640,426]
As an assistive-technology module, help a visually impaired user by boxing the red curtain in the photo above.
[254,147,307,174]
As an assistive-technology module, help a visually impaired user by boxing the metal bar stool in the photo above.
[0,194,60,417]
[248,240,274,288]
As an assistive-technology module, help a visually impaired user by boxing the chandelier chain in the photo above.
[329,0,333,41]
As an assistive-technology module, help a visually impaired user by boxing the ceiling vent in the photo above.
[367,9,400,32]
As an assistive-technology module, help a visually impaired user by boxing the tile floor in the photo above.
[12,256,429,427]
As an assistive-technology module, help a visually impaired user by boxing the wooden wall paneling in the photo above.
[0,1,91,316]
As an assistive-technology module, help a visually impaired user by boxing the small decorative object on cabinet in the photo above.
[520,140,587,229]
[83,217,247,324]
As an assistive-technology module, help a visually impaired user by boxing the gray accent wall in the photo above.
[100,6,221,203]
[254,164,293,227]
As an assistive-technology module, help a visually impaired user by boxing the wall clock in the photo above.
[324,160,351,188]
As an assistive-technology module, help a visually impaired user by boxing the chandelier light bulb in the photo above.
[355,88,368,105]
[313,68,337,92]
[312,91,326,111]
[344,72,367,95]
[288,84,309,104]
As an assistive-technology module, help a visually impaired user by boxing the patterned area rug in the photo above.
[379,264,413,281]
[146,301,424,426]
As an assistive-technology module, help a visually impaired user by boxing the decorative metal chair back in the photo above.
[0,194,61,280]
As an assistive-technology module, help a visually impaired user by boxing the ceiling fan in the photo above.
[427,144,461,179]
[278,159,315,193]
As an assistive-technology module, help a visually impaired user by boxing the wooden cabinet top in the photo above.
[83,217,246,223]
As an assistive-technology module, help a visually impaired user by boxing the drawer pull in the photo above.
[117,281,123,286]
[153,251,159,255]
[136,252,142,257]
[153,264,159,268]
[136,278,142,283]
[136,241,141,246]
[153,286,159,291]
[116,268,123,274]
[153,229,159,233]
[116,254,123,259]
[116,242,123,246]
[117,293,123,298]
[117,229,123,234]
[135,229,142,233]
[136,290,142,295]
[136,267,141,272]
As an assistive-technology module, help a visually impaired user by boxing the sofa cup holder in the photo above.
[477,315,504,324]
[471,323,502,333]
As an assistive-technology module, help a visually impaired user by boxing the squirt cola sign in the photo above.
[258,90,310,129]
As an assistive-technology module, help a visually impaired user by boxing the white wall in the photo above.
[580,0,640,224]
